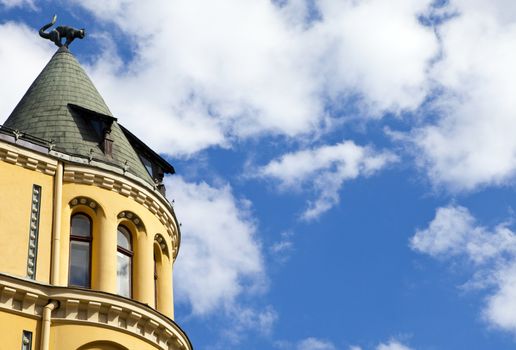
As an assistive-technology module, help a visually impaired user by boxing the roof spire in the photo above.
[38,14,85,48]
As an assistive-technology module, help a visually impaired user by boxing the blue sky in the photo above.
[2,1,516,349]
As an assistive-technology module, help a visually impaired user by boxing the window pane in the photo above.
[140,155,154,177]
[117,226,131,251]
[117,252,131,297]
[69,241,90,287]
[21,330,32,350]
[71,214,91,237]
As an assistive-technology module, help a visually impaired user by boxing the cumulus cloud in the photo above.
[315,0,437,116]
[297,337,336,350]
[410,205,516,264]
[269,231,295,263]
[258,141,397,220]
[409,0,516,190]
[376,340,413,350]
[0,22,53,121]
[410,205,516,334]
[278,337,414,350]
[222,305,278,344]
[410,205,478,258]
[65,0,439,156]
[165,175,265,315]
[274,337,336,350]
[349,339,412,350]
[0,0,35,9]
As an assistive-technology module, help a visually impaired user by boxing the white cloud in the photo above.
[270,239,293,255]
[485,263,516,332]
[410,205,477,258]
[165,175,265,315]
[410,205,516,264]
[376,340,413,350]
[349,339,413,350]
[0,22,53,122]
[409,0,516,191]
[269,230,294,262]
[315,0,437,116]
[222,305,278,344]
[0,0,35,9]
[274,337,336,350]
[297,337,336,350]
[281,337,412,350]
[410,205,516,334]
[166,175,278,344]
[258,141,397,220]
[66,0,439,156]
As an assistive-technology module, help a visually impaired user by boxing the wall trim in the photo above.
[0,140,57,176]
[0,273,191,350]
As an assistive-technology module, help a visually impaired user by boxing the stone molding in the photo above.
[118,211,145,231]
[155,234,170,258]
[63,165,179,259]
[70,196,99,212]
[0,140,57,175]
[26,185,42,279]
[0,273,191,350]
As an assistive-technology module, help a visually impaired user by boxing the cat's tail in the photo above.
[39,14,57,39]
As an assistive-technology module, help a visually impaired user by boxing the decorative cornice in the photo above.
[0,273,191,350]
[0,140,57,175]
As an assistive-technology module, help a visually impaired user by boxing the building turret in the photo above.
[0,18,191,350]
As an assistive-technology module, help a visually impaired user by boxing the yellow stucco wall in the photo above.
[0,143,186,349]
[59,180,175,318]
[51,323,161,350]
[0,160,53,283]
[0,157,176,319]
[0,311,40,349]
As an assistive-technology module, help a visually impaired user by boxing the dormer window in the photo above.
[68,104,115,157]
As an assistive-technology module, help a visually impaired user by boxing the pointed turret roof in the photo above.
[3,47,156,183]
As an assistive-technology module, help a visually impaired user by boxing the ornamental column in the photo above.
[95,213,117,293]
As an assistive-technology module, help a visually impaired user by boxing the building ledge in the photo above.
[0,273,192,350]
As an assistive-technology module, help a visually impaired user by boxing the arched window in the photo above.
[117,225,133,298]
[69,214,92,288]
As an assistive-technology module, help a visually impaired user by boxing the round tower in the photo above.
[0,37,192,349]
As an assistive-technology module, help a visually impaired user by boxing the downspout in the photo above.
[51,161,63,285]
[39,300,59,350]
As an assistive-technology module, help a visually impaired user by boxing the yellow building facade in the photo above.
[0,41,192,349]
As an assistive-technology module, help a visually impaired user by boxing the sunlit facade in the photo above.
[0,46,192,349]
